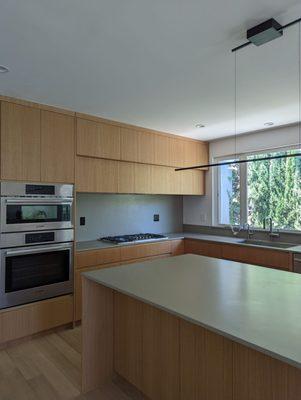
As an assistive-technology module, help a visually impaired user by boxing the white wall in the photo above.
[76,193,183,241]
[183,124,300,226]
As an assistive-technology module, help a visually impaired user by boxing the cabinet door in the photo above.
[118,161,135,193]
[221,244,292,271]
[41,111,75,183]
[77,118,120,160]
[134,163,152,194]
[153,134,171,166]
[170,137,184,167]
[182,140,209,168]
[76,157,119,193]
[184,239,222,258]
[138,131,155,164]
[1,102,41,181]
[181,170,205,195]
[120,127,139,162]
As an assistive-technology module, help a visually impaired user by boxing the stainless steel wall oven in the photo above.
[0,182,74,309]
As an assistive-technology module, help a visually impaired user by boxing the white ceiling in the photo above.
[0,1,301,140]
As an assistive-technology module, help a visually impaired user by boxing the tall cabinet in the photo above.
[0,101,75,183]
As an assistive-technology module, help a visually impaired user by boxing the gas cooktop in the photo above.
[99,233,168,244]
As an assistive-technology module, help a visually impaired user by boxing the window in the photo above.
[217,149,301,231]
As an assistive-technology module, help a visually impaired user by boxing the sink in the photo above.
[241,239,296,249]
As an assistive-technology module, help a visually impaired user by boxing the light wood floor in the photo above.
[0,326,132,400]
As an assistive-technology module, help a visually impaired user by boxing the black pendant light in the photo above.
[176,17,301,172]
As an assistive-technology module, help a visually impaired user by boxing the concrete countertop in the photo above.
[76,232,301,253]
[83,254,301,369]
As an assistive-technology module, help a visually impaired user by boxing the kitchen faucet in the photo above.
[263,217,280,238]
[244,223,255,239]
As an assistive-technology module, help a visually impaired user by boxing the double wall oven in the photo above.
[0,182,74,309]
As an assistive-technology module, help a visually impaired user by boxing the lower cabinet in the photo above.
[185,239,223,258]
[221,243,292,271]
[0,295,73,345]
[75,239,184,321]
[184,239,293,271]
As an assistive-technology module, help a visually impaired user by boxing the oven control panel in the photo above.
[25,232,55,244]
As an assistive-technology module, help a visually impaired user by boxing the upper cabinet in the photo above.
[0,97,208,194]
[1,102,41,181]
[0,101,75,183]
[41,111,75,183]
[77,117,120,160]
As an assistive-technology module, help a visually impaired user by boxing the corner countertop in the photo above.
[83,254,301,370]
[76,232,301,253]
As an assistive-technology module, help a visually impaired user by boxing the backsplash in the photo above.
[76,193,183,242]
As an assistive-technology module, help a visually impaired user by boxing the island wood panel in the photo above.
[184,239,223,258]
[1,101,41,181]
[76,156,119,193]
[114,292,143,391]
[221,243,293,271]
[82,279,114,393]
[75,263,121,321]
[76,247,121,269]
[142,303,180,400]
[0,295,73,344]
[233,342,301,400]
[41,110,75,183]
[82,287,301,399]
[76,117,121,160]
[180,319,233,400]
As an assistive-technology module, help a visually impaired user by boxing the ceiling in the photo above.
[0,1,301,141]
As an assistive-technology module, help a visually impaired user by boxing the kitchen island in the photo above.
[81,254,301,399]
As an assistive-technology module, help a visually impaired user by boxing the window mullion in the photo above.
[240,160,248,225]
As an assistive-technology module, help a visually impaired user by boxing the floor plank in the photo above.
[0,326,134,400]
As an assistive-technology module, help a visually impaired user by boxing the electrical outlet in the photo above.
[80,217,86,226]
[153,214,160,222]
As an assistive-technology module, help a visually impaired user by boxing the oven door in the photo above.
[1,197,73,232]
[0,243,73,309]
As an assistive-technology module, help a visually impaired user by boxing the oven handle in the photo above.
[5,198,73,205]
[5,244,72,256]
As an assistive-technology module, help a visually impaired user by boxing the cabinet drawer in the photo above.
[76,247,121,269]
[120,241,172,261]
[184,239,222,259]
[0,295,73,344]
[221,244,292,271]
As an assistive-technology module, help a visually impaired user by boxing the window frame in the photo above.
[214,145,300,232]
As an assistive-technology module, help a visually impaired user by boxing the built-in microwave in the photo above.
[0,182,73,233]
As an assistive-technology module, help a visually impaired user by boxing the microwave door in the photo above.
[1,198,73,232]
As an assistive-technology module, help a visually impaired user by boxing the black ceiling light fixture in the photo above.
[176,17,301,172]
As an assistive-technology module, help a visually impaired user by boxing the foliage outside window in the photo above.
[218,149,301,231]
